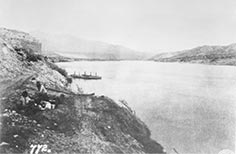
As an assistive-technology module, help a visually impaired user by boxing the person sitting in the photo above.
[36,81,47,94]
[38,101,55,110]
[18,90,39,115]
[20,90,31,106]
[31,77,47,94]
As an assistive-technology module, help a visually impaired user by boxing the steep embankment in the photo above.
[0,28,165,154]
[151,43,236,65]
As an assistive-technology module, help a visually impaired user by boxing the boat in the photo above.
[70,72,102,80]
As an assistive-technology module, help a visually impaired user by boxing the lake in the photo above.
[57,61,236,154]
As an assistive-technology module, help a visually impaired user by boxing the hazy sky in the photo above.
[0,0,236,52]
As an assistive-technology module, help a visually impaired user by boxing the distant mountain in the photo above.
[31,32,151,60]
[151,43,236,65]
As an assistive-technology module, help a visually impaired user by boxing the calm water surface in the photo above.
[57,61,236,154]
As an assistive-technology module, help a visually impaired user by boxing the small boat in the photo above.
[70,72,102,80]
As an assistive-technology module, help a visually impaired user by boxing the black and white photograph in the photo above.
[0,0,235,154]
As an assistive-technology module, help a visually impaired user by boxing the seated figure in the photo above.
[38,101,55,110]
[20,91,31,106]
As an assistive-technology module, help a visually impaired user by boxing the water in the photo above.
[57,61,236,154]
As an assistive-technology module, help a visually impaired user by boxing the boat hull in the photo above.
[70,74,102,80]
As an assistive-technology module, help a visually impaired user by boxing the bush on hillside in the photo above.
[46,61,68,77]
[26,52,43,62]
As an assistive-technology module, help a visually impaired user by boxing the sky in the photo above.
[0,0,236,52]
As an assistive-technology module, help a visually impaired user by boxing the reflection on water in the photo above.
[57,61,236,154]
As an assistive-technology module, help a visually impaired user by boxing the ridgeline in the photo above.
[151,43,236,66]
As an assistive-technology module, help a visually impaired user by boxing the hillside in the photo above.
[31,32,151,60]
[0,28,42,53]
[151,43,236,65]
[0,28,165,153]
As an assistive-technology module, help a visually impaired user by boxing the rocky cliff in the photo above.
[0,28,42,53]
[0,28,165,154]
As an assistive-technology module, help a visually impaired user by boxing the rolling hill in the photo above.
[151,43,236,65]
[31,32,151,60]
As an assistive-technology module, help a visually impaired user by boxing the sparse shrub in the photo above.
[46,61,68,77]
[66,77,72,84]
[17,48,43,62]
[26,53,42,62]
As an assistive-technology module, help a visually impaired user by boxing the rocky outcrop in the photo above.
[0,28,42,53]
[0,28,165,154]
